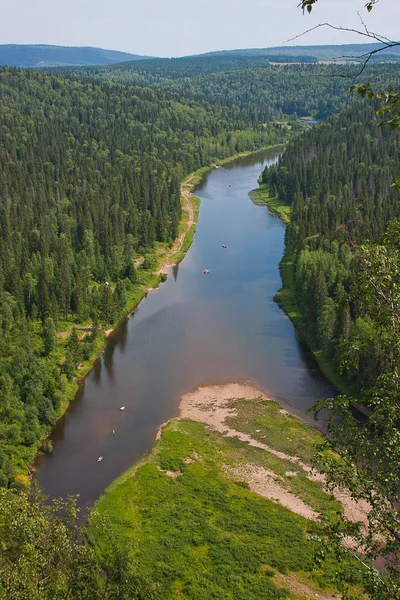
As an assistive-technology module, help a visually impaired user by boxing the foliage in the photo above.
[53,58,400,123]
[299,0,379,14]
[309,222,400,598]
[263,73,400,596]
[0,66,288,482]
[92,402,362,599]
[0,486,157,599]
[299,0,400,137]
[0,487,103,600]
[249,184,291,224]
[262,100,400,394]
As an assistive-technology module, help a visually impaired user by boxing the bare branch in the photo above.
[284,22,399,79]
[284,22,391,47]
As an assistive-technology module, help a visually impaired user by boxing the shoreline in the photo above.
[92,380,365,599]
[32,144,285,473]
[98,380,369,544]
[252,181,372,417]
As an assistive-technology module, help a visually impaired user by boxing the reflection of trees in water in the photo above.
[224,147,285,170]
[92,358,102,385]
[103,317,130,383]
[116,317,129,354]
[103,343,115,384]
[296,335,331,386]
[172,263,179,281]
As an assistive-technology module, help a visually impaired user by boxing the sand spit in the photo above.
[178,382,320,519]
[174,382,370,526]
[180,382,312,472]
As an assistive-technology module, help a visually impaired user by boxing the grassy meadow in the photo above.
[91,394,364,599]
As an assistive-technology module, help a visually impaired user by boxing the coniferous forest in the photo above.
[262,101,400,394]
[0,65,289,487]
[1,50,400,599]
[2,60,397,488]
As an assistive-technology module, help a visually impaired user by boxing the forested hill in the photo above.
[262,101,400,394]
[49,59,400,122]
[199,42,400,62]
[0,67,287,487]
[0,44,153,67]
[5,42,399,69]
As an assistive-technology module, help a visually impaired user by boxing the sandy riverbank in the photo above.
[157,381,370,526]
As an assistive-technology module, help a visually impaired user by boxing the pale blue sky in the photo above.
[1,0,397,57]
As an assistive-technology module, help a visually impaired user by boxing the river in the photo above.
[35,148,335,506]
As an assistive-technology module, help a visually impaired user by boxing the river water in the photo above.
[35,148,335,506]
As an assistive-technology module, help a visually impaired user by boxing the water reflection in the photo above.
[36,147,335,506]
[172,263,179,281]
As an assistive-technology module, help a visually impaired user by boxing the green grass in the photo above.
[226,399,323,464]
[91,397,362,599]
[249,184,291,224]
[170,224,197,264]
[274,248,303,329]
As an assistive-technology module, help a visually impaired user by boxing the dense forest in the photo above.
[262,100,400,394]
[51,60,400,121]
[0,66,288,487]
[1,59,396,488]
[0,58,399,487]
[0,48,400,598]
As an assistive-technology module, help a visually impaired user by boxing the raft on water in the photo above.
[203,269,210,274]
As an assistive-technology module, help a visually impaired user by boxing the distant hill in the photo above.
[0,45,154,67]
[198,43,400,63]
[2,42,398,69]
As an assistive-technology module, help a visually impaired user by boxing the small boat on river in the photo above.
[120,406,125,411]
[203,269,210,274]
[97,456,104,463]
[222,244,227,248]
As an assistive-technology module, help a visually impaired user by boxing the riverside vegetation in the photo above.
[2,58,397,487]
[91,384,363,600]
[261,100,400,396]
[0,66,287,487]
[260,98,400,596]
[1,52,400,599]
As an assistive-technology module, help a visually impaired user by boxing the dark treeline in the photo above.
[50,60,400,121]
[262,100,400,393]
[0,66,287,487]
[1,53,400,599]
[1,59,399,485]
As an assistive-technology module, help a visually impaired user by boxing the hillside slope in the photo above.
[0,44,153,67]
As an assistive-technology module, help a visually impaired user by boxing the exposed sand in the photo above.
[172,382,370,526]
[273,572,340,600]
[157,465,181,479]
[230,464,319,521]
[179,382,312,472]
[157,175,196,275]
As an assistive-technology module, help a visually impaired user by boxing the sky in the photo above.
[0,0,397,58]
